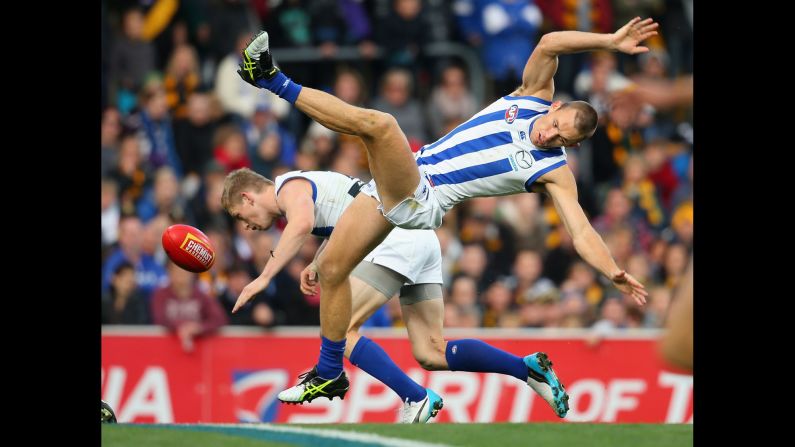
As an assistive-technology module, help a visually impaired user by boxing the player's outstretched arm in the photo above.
[518,17,658,99]
[540,168,648,305]
[232,181,315,313]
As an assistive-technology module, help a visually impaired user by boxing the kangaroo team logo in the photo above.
[505,105,519,124]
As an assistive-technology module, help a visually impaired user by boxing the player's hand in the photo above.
[611,17,659,55]
[611,270,648,306]
[233,276,269,313]
[300,263,319,295]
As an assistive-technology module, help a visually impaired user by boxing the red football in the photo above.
[161,224,216,273]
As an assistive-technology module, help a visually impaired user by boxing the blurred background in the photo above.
[101,0,692,333]
[101,0,692,423]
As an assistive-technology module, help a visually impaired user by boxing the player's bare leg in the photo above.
[294,89,420,210]
[237,31,420,212]
[315,194,394,342]
[241,31,427,406]
[344,276,443,423]
[344,276,390,358]
[401,297,448,370]
[276,195,392,404]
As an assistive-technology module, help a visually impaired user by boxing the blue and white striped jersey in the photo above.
[416,95,568,212]
[274,170,361,239]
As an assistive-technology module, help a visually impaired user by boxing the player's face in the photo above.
[531,108,583,149]
[229,198,274,232]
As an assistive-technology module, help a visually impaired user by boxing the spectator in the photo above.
[189,162,234,232]
[219,264,277,327]
[497,193,547,250]
[101,7,692,330]
[573,51,632,115]
[587,296,628,347]
[102,262,150,325]
[129,81,183,176]
[645,286,671,328]
[592,187,654,251]
[108,7,157,113]
[603,226,635,270]
[137,166,190,223]
[102,216,167,297]
[198,227,234,298]
[558,290,589,328]
[244,100,298,179]
[427,64,478,140]
[643,139,680,212]
[163,44,202,119]
[173,92,220,184]
[213,124,251,172]
[482,279,516,327]
[455,244,491,292]
[141,214,173,267]
[621,154,665,229]
[588,88,648,188]
[376,0,430,70]
[670,200,693,247]
[214,32,290,121]
[535,0,613,94]
[371,68,429,147]
[109,134,152,216]
[512,249,555,303]
[670,155,693,212]
[206,0,255,64]
[445,275,481,327]
[662,243,689,289]
[151,261,228,352]
[101,179,121,251]
[454,0,544,97]
[102,107,123,177]
[561,261,604,307]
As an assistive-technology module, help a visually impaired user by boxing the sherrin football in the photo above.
[162,224,216,273]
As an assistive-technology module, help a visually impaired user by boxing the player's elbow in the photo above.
[293,220,314,236]
[537,33,560,55]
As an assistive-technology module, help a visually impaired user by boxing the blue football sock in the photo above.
[255,71,302,104]
[317,336,346,379]
[446,339,528,382]
[350,336,427,403]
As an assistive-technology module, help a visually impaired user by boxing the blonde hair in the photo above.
[221,168,274,211]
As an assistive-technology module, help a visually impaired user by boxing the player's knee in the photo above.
[413,336,448,371]
[362,110,398,137]
[317,256,348,287]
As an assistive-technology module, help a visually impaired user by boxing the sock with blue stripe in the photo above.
[350,336,427,403]
[317,336,346,379]
[255,71,302,104]
[445,339,528,381]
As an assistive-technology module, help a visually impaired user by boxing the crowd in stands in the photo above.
[101,0,693,347]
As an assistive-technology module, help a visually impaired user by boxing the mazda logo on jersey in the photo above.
[515,150,534,169]
[505,105,519,123]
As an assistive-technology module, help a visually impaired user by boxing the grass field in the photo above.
[102,423,693,447]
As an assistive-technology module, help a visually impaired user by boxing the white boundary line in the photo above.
[178,423,453,447]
